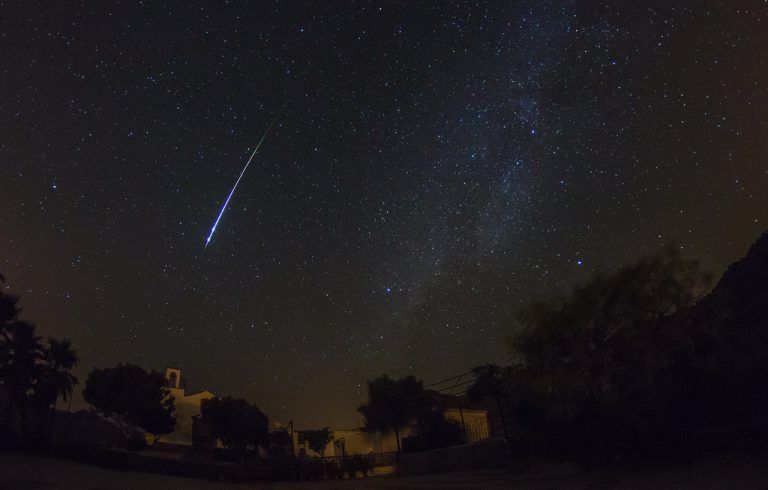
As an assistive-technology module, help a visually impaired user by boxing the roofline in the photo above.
[179,389,216,397]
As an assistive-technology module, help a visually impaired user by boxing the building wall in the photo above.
[328,429,402,456]
[157,388,215,446]
[145,368,216,447]
[294,407,489,458]
[294,427,408,457]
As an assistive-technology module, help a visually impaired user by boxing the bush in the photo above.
[343,454,372,478]
[117,438,147,451]
[325,459,345,479]
[299,457,324,481]
[269,453,297,481]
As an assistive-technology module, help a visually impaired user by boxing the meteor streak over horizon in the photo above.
[205,118,277,248]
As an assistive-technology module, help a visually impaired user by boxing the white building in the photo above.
[146,367,216,446]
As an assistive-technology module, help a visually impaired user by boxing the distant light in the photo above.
[52,183,57,190]
[530,129,536,135]
[385,287,392,294]
[576,259,583,267]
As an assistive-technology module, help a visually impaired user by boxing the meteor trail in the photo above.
[205,118,277,248]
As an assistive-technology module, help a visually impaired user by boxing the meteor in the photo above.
[205,118,277,248]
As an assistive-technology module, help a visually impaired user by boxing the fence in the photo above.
[321,450,399,468]
[465,415,491,443]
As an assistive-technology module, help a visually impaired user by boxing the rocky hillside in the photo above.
[691,231,768,324]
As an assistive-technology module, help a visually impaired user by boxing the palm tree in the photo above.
[0,275,20,330]
[40,338,78,440]
[0,275,79,444]
[0,321,45,436]
[0,275,22,435]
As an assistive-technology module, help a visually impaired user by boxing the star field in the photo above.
[1,1,768,427]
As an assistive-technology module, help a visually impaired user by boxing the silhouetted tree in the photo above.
[304,427,333,477]
[83,364,175,441]
[0,273,18,326]
[468,364,508,401]
[141,404,177,447]
[343,454,372,479]
[304,426,333,457]
[415,408,463,450]
[358,374,430,453]
[509,246,712,460]
[0,321,44,437]
[39,338,79,439]
[0,276,79,444]
[467,363,517,442]
[200,396,268,461]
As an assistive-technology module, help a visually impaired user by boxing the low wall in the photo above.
[398,438,512,475]
[45,444,269,482]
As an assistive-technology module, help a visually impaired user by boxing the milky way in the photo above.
[1,2,767,427]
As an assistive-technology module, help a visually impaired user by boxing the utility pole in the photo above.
[496,397,509,443]
[289,421,295,455]
[289,421,299,481]
[458,399,469,444]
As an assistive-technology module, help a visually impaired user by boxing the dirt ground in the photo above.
[2,451,768,489]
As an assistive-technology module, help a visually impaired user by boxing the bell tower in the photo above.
[165,367,182,389]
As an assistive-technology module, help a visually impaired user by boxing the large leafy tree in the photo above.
[358,374,430,453]
[83,364,175,441]
[200,396,269,460]
[467,364,507,401]
[141,404,177,447]
[467,363,517,442]
[414,408,463,451]
[509,247,712,457]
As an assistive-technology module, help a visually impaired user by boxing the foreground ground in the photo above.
[2,451,768,489]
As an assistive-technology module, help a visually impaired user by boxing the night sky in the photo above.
[2,1,767,428]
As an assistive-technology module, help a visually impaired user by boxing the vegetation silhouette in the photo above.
[303,426,333,477]
[200,396,269,462]
[83,364,175,446]
[359,374,429,453]
[467,235,768,464]
[0,274,79,448]
[6,230,768,476]
[304,426,333,457]
[359,374,465,453]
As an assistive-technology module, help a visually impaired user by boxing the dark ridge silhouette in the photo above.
[683,231,768,426]
[695,230,768,315]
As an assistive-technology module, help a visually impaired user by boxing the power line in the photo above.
[384,370,476,398]
[423,370,475,389]
[390,379,476,402]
